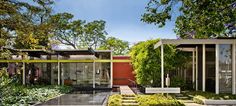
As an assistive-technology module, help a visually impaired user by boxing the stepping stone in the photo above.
[122,97,136,100]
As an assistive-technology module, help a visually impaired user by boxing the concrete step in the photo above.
[122,100,137,103]
[122,95,136,97]
[122,103,139,106]
[176,96,190,100]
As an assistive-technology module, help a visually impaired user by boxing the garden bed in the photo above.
[0,85,72,106]
[185,91,236,105]
[108,94,184,106]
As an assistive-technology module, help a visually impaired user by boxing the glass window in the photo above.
[219,44,232,93]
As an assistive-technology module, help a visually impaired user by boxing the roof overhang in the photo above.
[154,39,236,49]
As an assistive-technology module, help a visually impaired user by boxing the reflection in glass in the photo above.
[219,44,232,93]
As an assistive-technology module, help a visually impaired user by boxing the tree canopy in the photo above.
[1,0,55,49]
[99,37,129,55]
[0,0,129,51]
[142,0,236,38]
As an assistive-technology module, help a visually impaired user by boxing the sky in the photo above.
[52,0,177,44]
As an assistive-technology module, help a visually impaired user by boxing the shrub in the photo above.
[108,94,122,106]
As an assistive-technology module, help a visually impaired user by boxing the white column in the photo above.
[110,51,113,88]
[23,62,26,85]
[57,55,60,85]
[232,44,235,94]
[93,60,95,88]
[192,50,195,88]
[215,44,219,94]
[161,44,164,88]
[202,44,206,92]
[196,46,198,91]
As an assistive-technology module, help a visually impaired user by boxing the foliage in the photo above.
[170,76,186,89]
[99,37,129,55]
[186,91,236,100]
[129,39,190,86]
[0,68,71,106]
[50,12,107,49]
[142,0,236,38]
[136,94,184,106]
[1,0,55,49]
[108,94,122,106]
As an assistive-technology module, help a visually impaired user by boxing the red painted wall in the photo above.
[113,56,135,86]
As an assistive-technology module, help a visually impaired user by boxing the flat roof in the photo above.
[154,39,236,49]
[0,47,111,58]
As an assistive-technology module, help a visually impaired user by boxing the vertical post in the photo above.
[196,46,198,91]
[57,55,60,85]
[110,51,113,88]
[192,49,195,88]
[202,44,206,92]
[62,65,64,85]
[161,44,164,88]
[232,44,235,94]
[93,60,95,88]
[23,62,26,85]
[215,44,219,94]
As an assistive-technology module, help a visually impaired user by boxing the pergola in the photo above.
[154,39,236,94]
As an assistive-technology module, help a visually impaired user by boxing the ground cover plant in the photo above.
[0,68,72,106]
[136,94,184,106]
[108,94,184,106]
[108,94,122,106]
[185,91,236,104]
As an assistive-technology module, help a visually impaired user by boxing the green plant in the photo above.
[136,94,184,106]
[108,94,122,106]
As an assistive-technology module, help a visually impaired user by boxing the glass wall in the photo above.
[95,62,111,88]
[205,45,215,92]
[62,63,93,87]
[219,44,232,93]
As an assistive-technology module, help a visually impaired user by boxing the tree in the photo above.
[0,0,54,49]
[142,0,236,38]
[51,13,107,49]
[129,39,190,86]
[99,37,129,55]
[80,20,107,49]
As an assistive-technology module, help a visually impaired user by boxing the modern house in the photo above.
[154,39,236,94]
[0,48,132,89]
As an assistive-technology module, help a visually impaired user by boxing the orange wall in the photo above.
[113,56,135,85]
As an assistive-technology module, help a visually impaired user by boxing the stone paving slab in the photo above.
[120,86,135,95]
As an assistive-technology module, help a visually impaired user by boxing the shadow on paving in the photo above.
[37,90,111,106]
